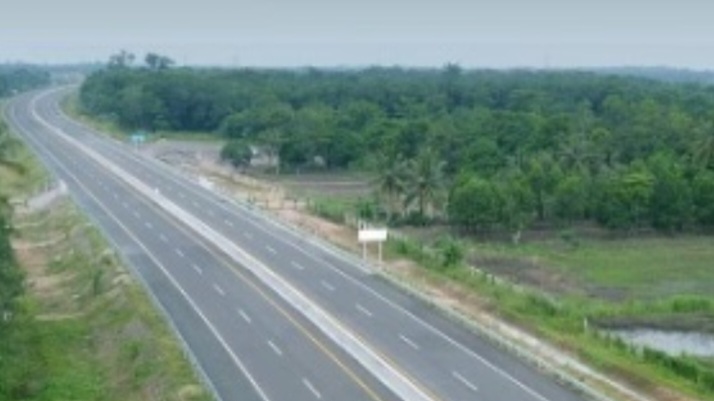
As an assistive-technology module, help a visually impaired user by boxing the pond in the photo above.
[608,329,714,357]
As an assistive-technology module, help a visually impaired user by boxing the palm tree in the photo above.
[404,149,446,220]
[374,153,408,221]
[692,127,714,171]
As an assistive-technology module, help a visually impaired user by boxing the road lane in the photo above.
[21,88,588,401]
[6,91,401,401]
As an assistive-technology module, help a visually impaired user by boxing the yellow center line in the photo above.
[107,174,393,401]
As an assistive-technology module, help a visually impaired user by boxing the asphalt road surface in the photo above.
[4,88,588,401]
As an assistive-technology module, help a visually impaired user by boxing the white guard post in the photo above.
[357,223,388,267]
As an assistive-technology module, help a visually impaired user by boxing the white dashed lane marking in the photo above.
[302,378,322,399]
[238,309,252,324]
[399,334,420,350]
[356,303,373,317]
[267,340,283,356]
[213,284,225,296]
[320,280,335,292]
[192,264,203,275]
[452,371,479,392]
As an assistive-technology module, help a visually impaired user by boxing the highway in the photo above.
[5,88,588,401]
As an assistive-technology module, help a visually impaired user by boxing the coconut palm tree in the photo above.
[374,153,408,221]
[404,149,446,221]
[692,128,714,171]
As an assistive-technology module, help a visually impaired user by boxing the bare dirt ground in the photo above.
[143,139,698,401]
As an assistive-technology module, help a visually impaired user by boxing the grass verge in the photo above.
[386,234,714,400]
[1,120,211,401]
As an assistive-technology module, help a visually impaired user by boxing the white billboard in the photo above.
[358,228,388,243]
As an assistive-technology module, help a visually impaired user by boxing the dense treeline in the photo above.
[80,62,714,233]
[0,67,50,96]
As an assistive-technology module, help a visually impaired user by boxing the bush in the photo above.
[436,237,463,268]
[220,140,252,168]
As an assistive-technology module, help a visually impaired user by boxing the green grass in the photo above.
[474,236,714,300]
[1,200,212,401]
[0,123,211,401]
[308,196,353,223]
[385,233,714,400]
[0,137,48,198]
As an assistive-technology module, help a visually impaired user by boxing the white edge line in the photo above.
[33,95,436,401]
[80,135,554,399]
[15,104,272,401]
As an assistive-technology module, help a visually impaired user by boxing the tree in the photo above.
[524,153,562,221]
[145,53,175,70]
[691,124,714,170]
[374,153,408,221]
[404,149,446,220]
[648,153,692,231]
[595,164,654,231]
[448,174,500,232]
[692,171,714,227]
[494,169,534,241]
[116,84,164,129]
[553,171,589,224]
[220,140,252,168]
[108,50,135,68]
[77,65,714,233]
[260,129,283,174]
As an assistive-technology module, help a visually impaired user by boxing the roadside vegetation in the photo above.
[75,54,714,400]
[0,109,210,400]
[0,67,49,97]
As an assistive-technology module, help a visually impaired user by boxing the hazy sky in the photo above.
[2,0,714,68]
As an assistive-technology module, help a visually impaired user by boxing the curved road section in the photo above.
[5,88,587,401]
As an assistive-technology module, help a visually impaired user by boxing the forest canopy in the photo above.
[79,64,714,233]
[0,67,50,97]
